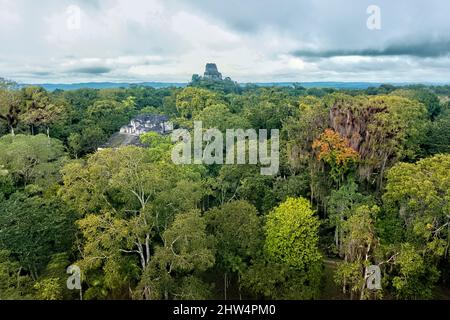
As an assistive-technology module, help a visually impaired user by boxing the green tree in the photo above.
[0,250,34,299]
[283,96,329,206]
[176,87,219,119]
[21,86,65,137]
[382,154,450,251]
[326,181,372,256]
[205,200,262,299]
[380,154,450,298]
[263,197,322,298]
[242,88,296,130]
[334,205,380,300]
[136,210,215,300]
[33,253,74,300]
[86,99,134,135]
[423,108,450,155]
[194,103,250,132]
[0,187,76,280]
[265,197,322,269]
[82,127,107,152]
[0,79,21,136]
[390,243,439,299]
[0,134,66,187]
[391,88,442,120]
[61,146,204,299]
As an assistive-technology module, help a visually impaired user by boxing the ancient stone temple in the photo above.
[119,114,173,136]
[99,114,174,150]
[203,63,222,80]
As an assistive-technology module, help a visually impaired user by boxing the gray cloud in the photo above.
[1,0,450,83]
[30,71,53,76]
[68,66,112,74]
[292,39,450,58]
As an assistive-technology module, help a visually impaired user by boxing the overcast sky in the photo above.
[1,0,450,83]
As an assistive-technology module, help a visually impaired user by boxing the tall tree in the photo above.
[61,146,204,299]
[0,134,66,187]
[205,200,262,299]
[0,187,76,280]
[136,210,215,300]
[326,181,372,256]
[264,197,322,298]
[21,86,64,137]
[380,154,450,298]
[0,79,21,136]
[334,205,380,300]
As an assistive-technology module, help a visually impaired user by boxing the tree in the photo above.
[285,96,329,169]
[20,86,64,137]
[86,99,134,135]
[380,154,450,298]
[194,103,250,132]
[0,186,76,280]
[0,79,21,136]
[0,165,14,197]
[173,276,214,300]
[334,205,380,299]
[242,88,296,130]
[205,200,262,299]
[33,253,75,300]
[241,258,319,299]
[324,94,428,189]
[326,181,372,256]
[135,210,215,300]
[382,154,450,252]
[423,108,450,155]
[265,197,322,269]
[391,88,442,120]
[67,133,82,159]
[263,197,322,298]
[190,76,241,94]
[283,96,330,207]
[312,129,359,186]
[176,87,219,119]
[61,146,204,299]
[67,127,107,158]
[207,164,260,206]
[0,134,66,187]
[0,250,34,299]
[272,173,310,205]
[390,243,439,299]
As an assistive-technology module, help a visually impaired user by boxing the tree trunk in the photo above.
[335,227,339,253]
[16,267,22,288]
[238,273,242,300]
[145,233,151,265]
[224,273,227,300]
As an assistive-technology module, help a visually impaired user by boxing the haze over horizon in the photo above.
[2,0,450,84]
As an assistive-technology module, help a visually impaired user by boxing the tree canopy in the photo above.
[0,82,449,300]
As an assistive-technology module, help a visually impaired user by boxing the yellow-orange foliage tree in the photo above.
[312,128,359,186]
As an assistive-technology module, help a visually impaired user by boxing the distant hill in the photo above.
[20,81,444,91]
[22,82,188,91]
[251,82,385,89]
